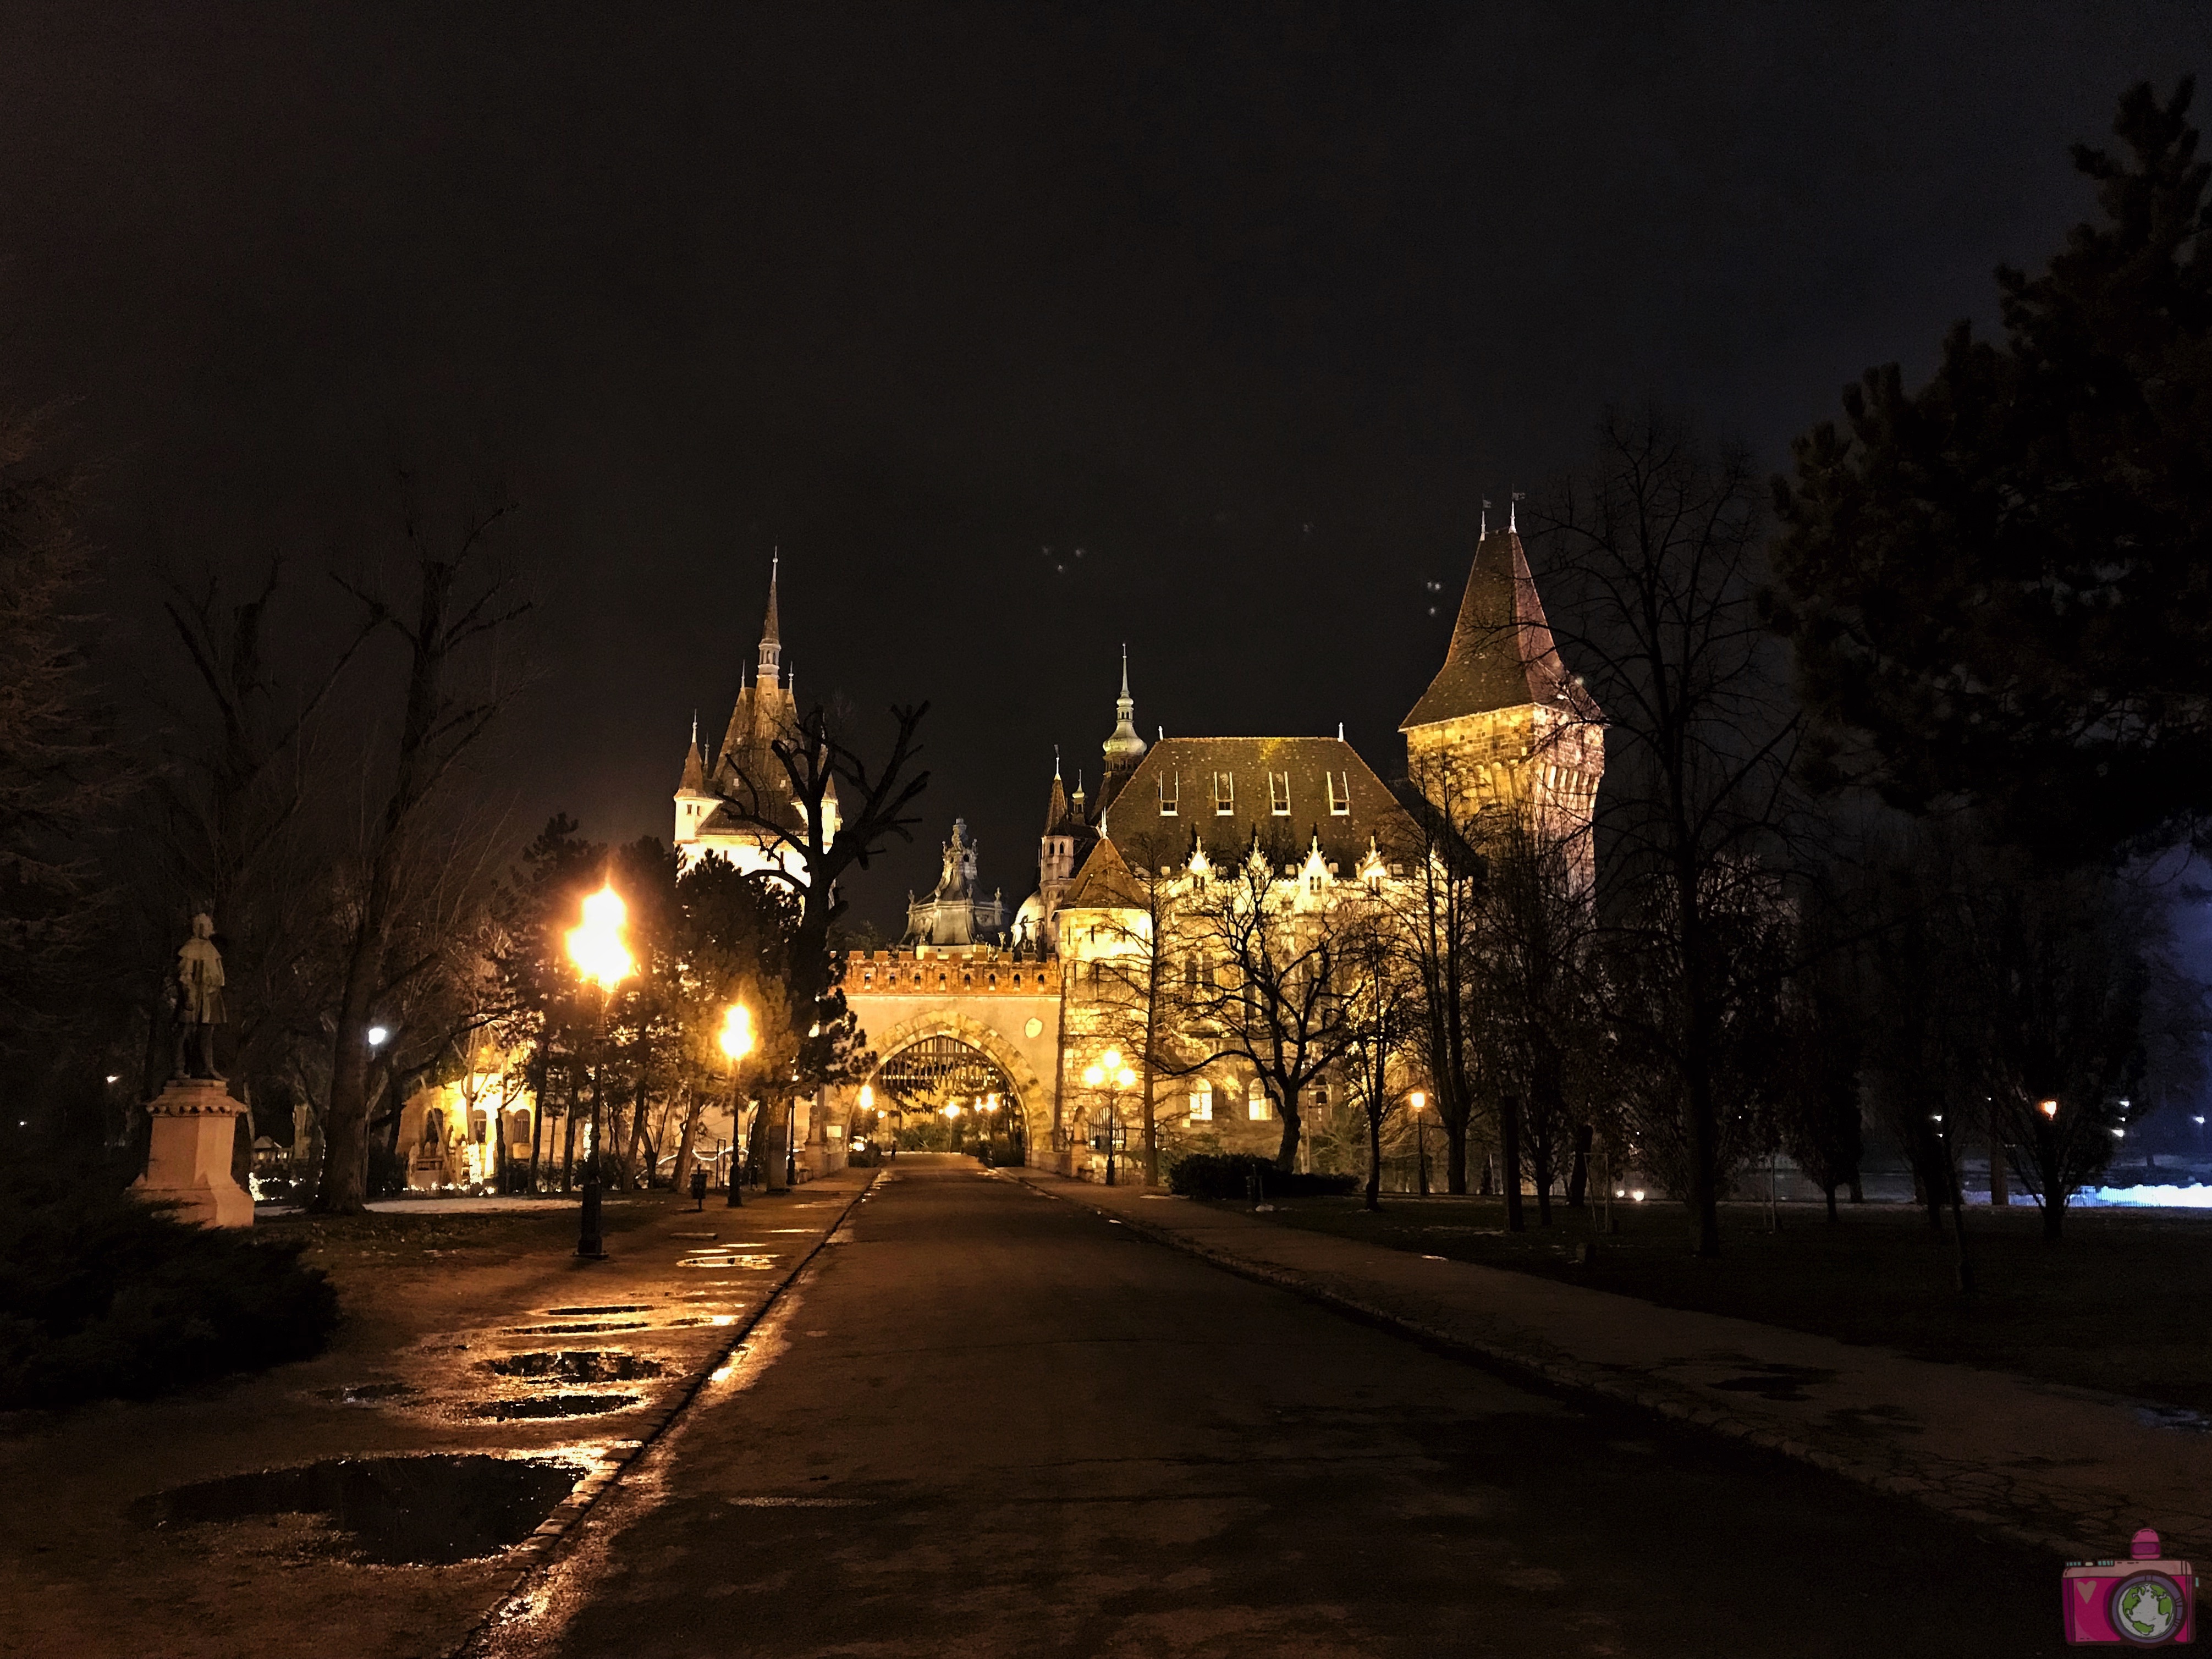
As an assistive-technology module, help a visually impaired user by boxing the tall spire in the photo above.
[1102,645,1147,774]
[757,549,782,686]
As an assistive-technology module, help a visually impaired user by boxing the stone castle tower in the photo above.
[1401,525,1604,875]
[674,554,840,877]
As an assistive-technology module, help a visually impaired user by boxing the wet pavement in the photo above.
[0,1175,872,1659]
[474,1158,2061,1658]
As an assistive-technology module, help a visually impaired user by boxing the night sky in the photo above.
[3,2,2207,930]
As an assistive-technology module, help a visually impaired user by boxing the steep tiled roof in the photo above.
[1103,735,1415,869]
[1058,836,1146,911]
[1401,529,1601,729]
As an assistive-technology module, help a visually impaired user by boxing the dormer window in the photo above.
[1214,771,1234,814]
[1159,774,1178,817]
[1269,771,1291,815]
[1327,771,1351,815]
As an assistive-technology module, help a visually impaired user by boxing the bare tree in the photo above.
[1339,896,1421,1210]
[312,486,530,1212]
[712,700,929,1180]
[1536,408,1798,1258]
[1465,806,1599,1226]
[1387,763,1487,1195]
[1175,834,1362,1171]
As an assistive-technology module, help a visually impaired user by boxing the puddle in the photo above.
[1707,1363,1839,1403]
[134,1454,581,1565]
[482,1351,666,1382]
[505,1321,650,1334]
[472,1392,639,1421]
[2133,1403,2212,1434]
[317,1381,414,1405]
[543,1304,652,1316]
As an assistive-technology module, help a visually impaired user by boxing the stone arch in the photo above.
[859,1007,1053,1161]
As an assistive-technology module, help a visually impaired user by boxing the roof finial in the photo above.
[1120,642,1130,699]
[1481,497,1491,539]
[1338,720,1345,741]
[1510,491,1525,534]
[1054,745,1061,780]
[691,709,699,746]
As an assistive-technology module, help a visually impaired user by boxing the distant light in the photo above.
[104,1074,119,1084]
[2195,1116,2206,1126]
[1931,1114,1944,1123]
[2039,1099,2059,1118]
[2112,1128,2126,1139]
[1408,1090,1426,1111]
[367,1025,390,1048]
[1631,1190,1646,1202]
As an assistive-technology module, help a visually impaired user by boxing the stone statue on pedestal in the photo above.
[133,913,251,1227]
[172,912,227,1079]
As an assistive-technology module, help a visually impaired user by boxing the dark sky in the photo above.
[4,1,2207,931]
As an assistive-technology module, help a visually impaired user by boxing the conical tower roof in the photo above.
[679,712,706,792]
[1401,528,1600,729]
[1044,750,1074,835]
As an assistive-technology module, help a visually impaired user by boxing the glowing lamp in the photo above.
[2039,1099,2059,1119]
[1082,1065,1104,1088]
[367,1025,389,1049]
[1408,1090,1426,1112]
[859,1084,874,1110]
[566,884,635,990]
[718,1002,753,1062]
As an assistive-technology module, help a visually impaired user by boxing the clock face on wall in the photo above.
[1025,1017,1043,1038]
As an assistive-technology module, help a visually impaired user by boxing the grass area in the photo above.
[1232,1193,2212,1415]
[258,1198,662,1283]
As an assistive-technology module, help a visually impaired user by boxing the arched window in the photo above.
[1247,1080,1273,1121]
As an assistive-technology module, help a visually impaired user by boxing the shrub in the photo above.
[0,1166,339,1410]
[1168,1153,1358,1200]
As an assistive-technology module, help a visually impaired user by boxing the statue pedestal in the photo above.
[134,1078,252,1228]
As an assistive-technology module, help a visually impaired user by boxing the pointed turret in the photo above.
[756,550,782,687]
[679,711,706,792]
[1044,748,1072,835]
[1401,528,1599,730]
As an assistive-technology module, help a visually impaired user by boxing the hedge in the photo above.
[1167,1153,1358,1200]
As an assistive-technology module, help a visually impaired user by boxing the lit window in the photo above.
[1270,771,1291,815]
[1327,771,1350,815]
[1188,1083,1213,1122]
[1159,775,1178,816]
[1247,1081,1273,1121]
[1214,771,1235,814]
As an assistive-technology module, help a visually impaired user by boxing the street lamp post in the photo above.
[1410,1090,1428,1196]
[1082,1050,1138,1186]
[720,1002,753,1208]
[565,882,634,1260]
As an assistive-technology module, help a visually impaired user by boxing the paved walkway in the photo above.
[1008,1169,2212,1562]
[479,1157,2053,1657]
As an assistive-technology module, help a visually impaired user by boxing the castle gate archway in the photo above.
[819,953,1064,1171]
